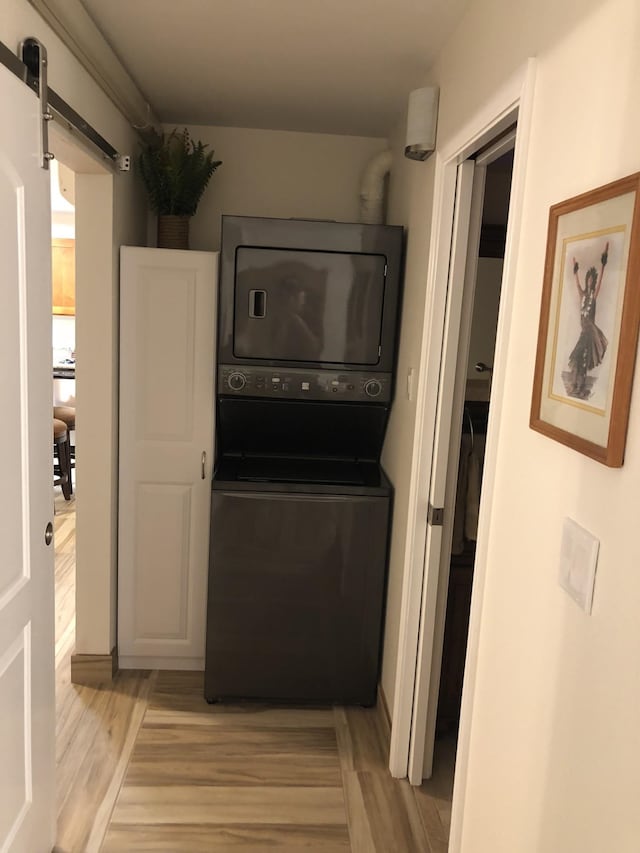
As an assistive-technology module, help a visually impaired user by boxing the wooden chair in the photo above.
[54,417,72,500]
[54,405,75,463]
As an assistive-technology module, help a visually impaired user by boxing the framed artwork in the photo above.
[530,172,640,466]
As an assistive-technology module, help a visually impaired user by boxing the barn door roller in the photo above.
[21,38,54,169]
[0,36,121,169]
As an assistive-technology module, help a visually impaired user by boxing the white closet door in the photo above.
[118,248,216,669]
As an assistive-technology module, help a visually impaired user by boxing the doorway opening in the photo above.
[399,127,521,790]
[417,149,515,819]
[47,121,115,838]
[388,68,537,847]
[392,73,540,853]
[51,155,78,757]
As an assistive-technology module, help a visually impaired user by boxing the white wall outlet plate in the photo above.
[558,517,599,614]
[406,366,415,401]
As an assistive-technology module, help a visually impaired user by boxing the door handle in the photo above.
[201,451,207,480]
[45,522,53,546]
[249,289,267,318]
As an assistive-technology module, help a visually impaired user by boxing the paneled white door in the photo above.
[118,248,216,669]
[408,161,478,784]
[0,65,56,851]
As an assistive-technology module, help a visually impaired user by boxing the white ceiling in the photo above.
[79,0,469,138]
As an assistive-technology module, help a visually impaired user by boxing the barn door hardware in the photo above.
[12,36,121,168]
[21,38,54,169]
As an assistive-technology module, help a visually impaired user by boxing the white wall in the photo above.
[3,0,147,656]
[381,116,436,706]
[159,124,388,251]
[52,316,75,353]
[383,0,640,850]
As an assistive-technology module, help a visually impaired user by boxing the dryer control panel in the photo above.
[218,365,392,403]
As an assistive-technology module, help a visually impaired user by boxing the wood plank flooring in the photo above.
[103,672,354,850]
[53,493,154,853]
[53,489,454,852]
[413,735,457,853]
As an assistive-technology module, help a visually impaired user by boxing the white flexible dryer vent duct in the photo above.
[359,150,393,224]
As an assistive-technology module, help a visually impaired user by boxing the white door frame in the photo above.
[388,59,537,801]
[48,122,118,662]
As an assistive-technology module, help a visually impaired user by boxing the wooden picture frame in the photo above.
[530,172,640,466]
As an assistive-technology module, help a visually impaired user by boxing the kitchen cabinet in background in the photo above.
[52,237,75,315]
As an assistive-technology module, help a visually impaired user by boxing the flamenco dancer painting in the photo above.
[562,242,609,400]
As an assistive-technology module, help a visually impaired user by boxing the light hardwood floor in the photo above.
[54,493,155,853]
[53,491,453,852]
[413,735,457,853]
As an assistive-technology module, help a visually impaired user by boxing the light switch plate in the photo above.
[407,367,415,401]
[558,517,599,614]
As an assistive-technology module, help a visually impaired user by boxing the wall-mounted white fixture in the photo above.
[558,517,599,614]
[404,87,439,161]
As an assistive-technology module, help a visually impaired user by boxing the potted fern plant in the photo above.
[137,128,222,249]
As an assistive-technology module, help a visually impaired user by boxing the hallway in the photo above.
[53,497,450,852]
[103,671,423,850]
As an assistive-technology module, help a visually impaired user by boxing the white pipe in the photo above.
[359,150,393,224]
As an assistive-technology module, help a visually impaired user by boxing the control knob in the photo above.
[364,378,383,398]
[227,371,247,391]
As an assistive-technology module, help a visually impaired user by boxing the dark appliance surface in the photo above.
[218,215,403,375]
[215,455,387,490]
[234,247,387,365]
[205,466,391,705]
[216,397,389,460]
[205,216,403,706]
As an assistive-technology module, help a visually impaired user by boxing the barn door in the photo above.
[0,60,56,851]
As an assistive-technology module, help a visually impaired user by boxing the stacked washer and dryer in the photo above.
[205,215,403,706]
